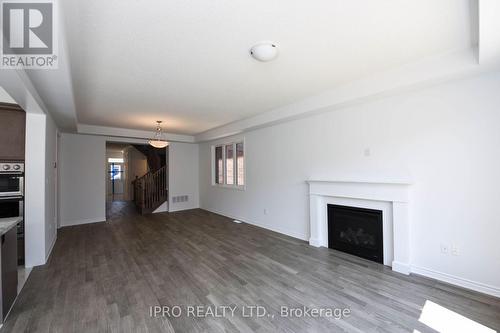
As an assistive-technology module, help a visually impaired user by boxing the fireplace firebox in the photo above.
[327,204,383,264]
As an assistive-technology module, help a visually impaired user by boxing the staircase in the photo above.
[132,144,166,171]
[132,165,167,214]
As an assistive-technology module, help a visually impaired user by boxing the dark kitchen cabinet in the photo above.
[0,226,18,320]
[0,103,26,161]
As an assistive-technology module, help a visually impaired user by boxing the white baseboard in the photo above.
[201,207,307,241]
[62,216,106,227]
[169,204,200,213]
[309,237,321,247]
[411,265,500,298]
[153,201,168,213]
[392,261,411,275]
[45,233,57,263]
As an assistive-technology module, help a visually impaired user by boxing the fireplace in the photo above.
[308,180,410,274]
[328,204,384,264]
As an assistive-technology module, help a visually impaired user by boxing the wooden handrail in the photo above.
[133,165,167,214]
[134,165,164,184]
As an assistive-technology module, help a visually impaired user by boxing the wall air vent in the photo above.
[172,195,189,203]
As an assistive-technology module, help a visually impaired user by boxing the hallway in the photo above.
[106,201,139,221]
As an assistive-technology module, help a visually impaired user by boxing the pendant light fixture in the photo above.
[148,120,169,149]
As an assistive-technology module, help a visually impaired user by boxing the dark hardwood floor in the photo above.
[2,209,499,332]
[106,200,139,221]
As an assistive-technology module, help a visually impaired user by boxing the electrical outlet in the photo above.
[451,244,460,256]
[364,148,371,157]
[263,209,268,215]
[440,243,449,254]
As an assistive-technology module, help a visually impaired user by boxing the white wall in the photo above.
[24,112,58,266]
[58,136,198,224]
[44,115,58,259]
[169,142,199,212]
[25,113,47,267]
[199,71,500,296]
[0,86,16,103]
[59,134,106,226]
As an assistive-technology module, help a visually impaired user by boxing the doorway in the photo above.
[106,143,128,203]
[108,159,125,201]
[105,142,167,220]
[105,142,143,219]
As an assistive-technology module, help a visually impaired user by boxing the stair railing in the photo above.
[133,165,167,213]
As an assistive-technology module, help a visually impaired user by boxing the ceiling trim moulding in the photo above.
[195,47,500,142]
[77,124,196,143]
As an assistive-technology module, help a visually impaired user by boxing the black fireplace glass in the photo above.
[328,204,383,264]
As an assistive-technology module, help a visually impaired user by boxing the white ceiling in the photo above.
[0,87,16,104]
[59,0,474,136]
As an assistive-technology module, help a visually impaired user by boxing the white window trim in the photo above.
[211,139,246,190]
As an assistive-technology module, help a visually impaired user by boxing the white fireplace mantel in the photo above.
[307,180,412,275]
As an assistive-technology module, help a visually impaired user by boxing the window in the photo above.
[215,146,223,184]
[212,141,244,188]
[225,145,234,185]
[236,142,244,186]
[109,164,122,180]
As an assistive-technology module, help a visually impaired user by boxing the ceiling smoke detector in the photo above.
[250,42,279,62]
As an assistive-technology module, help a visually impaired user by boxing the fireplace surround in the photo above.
[307,180,411,274]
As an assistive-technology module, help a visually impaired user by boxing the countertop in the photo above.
[0,217,22,236]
